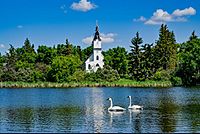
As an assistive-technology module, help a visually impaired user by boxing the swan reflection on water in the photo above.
[129,109,142,133]
[129,109,142,122]
[108,111,126,126]
[108,109,142,132]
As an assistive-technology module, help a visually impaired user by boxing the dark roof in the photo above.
[93,25,101,42]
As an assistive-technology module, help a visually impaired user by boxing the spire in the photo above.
[93,21,101,41]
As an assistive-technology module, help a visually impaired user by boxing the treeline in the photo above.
[0,24,199,86]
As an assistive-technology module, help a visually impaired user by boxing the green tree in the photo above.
[140,43,154,79]
[18,38,36,63]
[82,45,93,62]
[103,47,129,77]
[15,60,35,82]
[178,32,200,86]
[189,31,198,41]
[0,53,3,67]
[154,24,177,71]
[47,56,82,82]
[36,45,56,64]
[1,45,18,81]
[129,32,143,81]
[23,38,35,53]
[77,46,82,60]
[66,38,73,55]
[0,53,3,81]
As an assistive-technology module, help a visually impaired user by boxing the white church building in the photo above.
[85,24,104,72]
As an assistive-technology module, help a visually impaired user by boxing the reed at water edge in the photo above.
[0,79,172,88]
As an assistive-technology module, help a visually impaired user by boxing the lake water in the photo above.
[0,87,199,133]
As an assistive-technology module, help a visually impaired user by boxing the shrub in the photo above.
[170,76,182,86]
[152,69,171,81]
[85,65,120,82]
[68,70,86,82]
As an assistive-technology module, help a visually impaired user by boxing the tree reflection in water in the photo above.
[183,96,200,133]
[157,90,179,133]
[0,106,81,133]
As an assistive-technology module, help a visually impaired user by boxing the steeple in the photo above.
[93,21,101,42]
[85,22,104,72]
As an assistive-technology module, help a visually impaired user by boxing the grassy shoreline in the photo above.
[0,79,172,88]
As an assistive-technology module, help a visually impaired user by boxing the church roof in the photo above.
[93,25,101,42]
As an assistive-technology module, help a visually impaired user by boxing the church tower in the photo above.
[85,23,104,72]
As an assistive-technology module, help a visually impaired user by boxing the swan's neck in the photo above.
[109,99,113,108]
[129,97,132,107]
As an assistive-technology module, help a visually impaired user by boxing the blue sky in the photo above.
[0,0,200,54]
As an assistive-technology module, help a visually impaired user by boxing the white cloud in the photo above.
[82,36,93,44]
[134,7,196,25]
[82,33,117,45]
[172,7,196,16]
[17,25,23,29]
[133,16,146,22]
[145,19,163,25]
[0,44,5,48]
[71,0,97,12]
[151,9,173,22]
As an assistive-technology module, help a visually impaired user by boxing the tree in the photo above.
[129,32,143,81]
[47,56,82,82]
[23,38,35,53]
[1,45,18,81]
[57,44,67,56]
[178,34,200,86]
[0,53,3,66]
[66,38,73,55]
[189,31,198,41]
[19,38,36,63]
[140,43,154,79]
[0,53,4,81]
[6,45,18,64]
[82,45,93,62]
[77,46,82,60]
[103,47,129,77]
[154,24,177,71]
[57,38,73,56]
[36,45,56,64]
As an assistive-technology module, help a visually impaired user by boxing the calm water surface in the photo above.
[0,87,199,133]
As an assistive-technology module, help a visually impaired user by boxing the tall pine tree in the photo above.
[154,24,177,71]
[129,32,143,81]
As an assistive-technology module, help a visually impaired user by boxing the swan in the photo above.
[107,97,126,112]
[127,96,143,110]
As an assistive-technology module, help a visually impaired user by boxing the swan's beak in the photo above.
[127,96,129,98]
[107,98,109,100]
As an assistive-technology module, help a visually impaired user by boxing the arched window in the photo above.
[96,56,99,60]
[96,64,100,67]
[88,64,91,69]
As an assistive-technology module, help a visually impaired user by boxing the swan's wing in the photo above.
[112,106,126,111]
[133,105,142,108]
[131,105,143,109]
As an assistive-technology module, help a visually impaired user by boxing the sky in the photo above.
[0,0,200,54]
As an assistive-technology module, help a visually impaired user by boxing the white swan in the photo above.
[127,96,143,110]
[107,97,126,112]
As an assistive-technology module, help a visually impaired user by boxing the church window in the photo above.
[96,56,99,60]
[96,64,100,67]
[88,64,91,69]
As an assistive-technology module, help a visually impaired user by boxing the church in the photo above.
[85,24,104,72]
